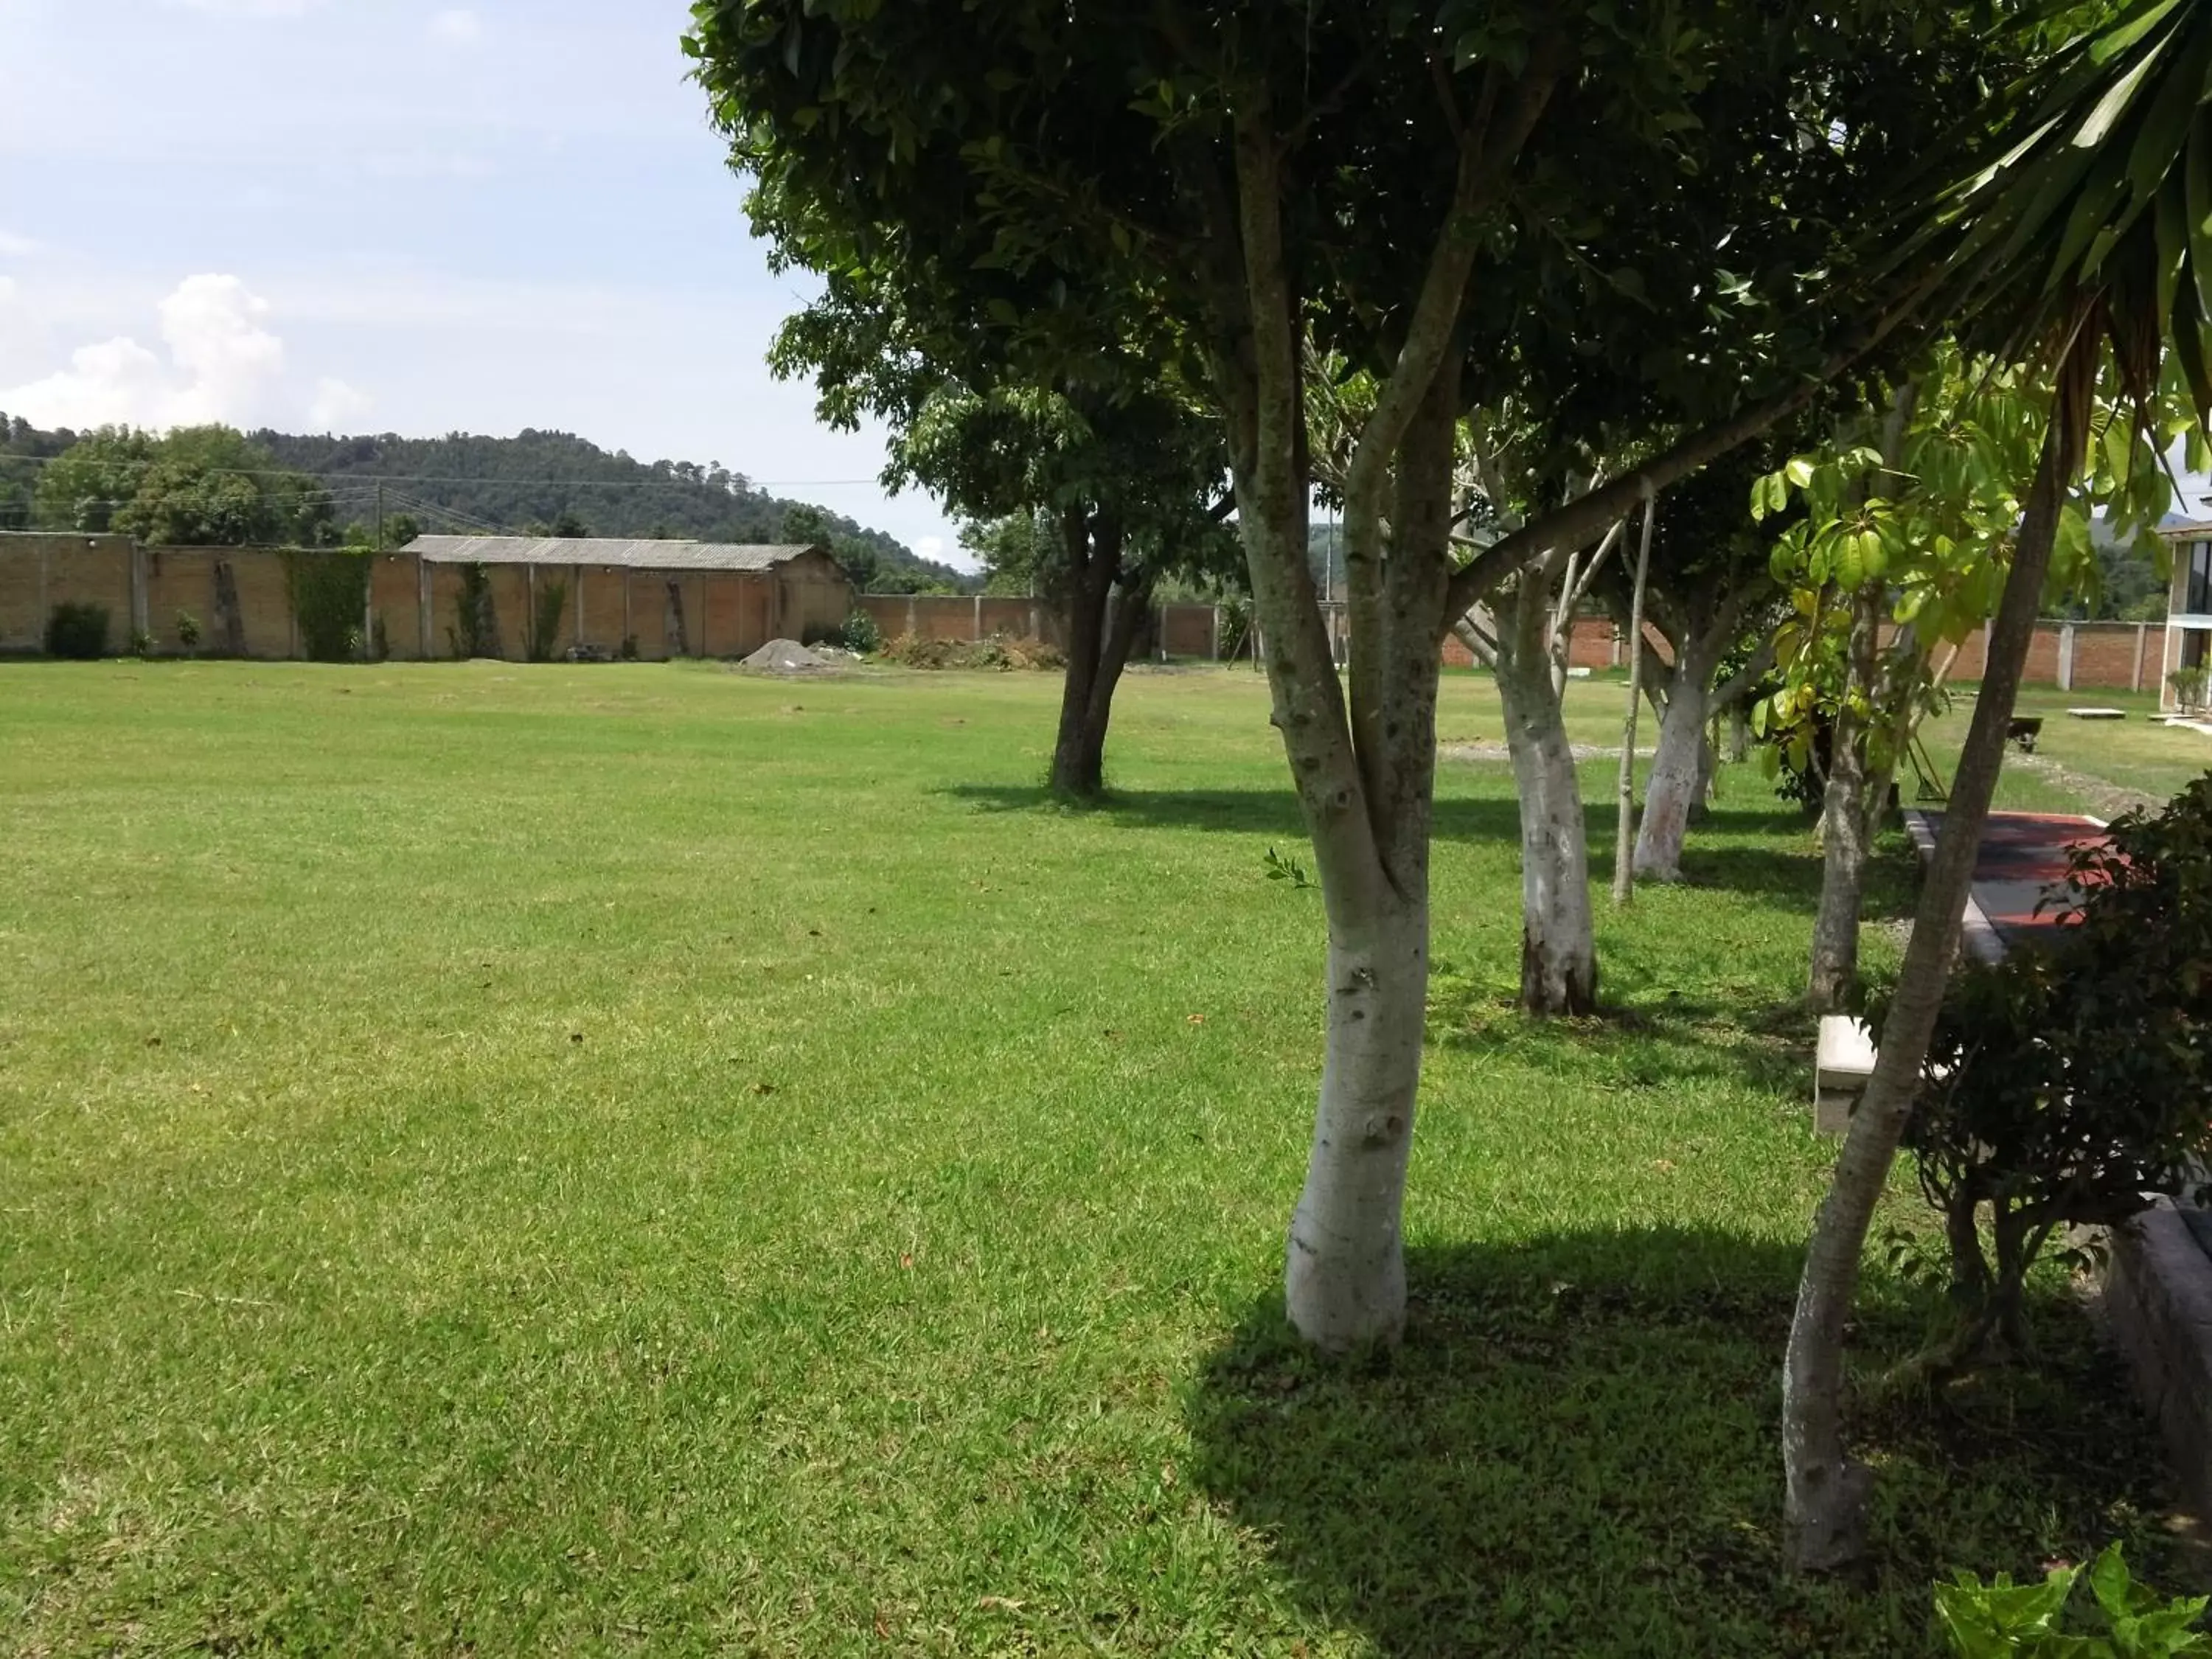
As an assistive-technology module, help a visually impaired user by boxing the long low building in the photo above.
[0,531,855,661]
[403,535,853,661]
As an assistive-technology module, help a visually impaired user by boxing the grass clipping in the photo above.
[882,633,1066,671]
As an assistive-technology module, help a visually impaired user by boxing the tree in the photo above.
[888,384,1235,798]
[747,167,1234,799]
[1608,453,1786,884]
[1436,408,1627,1015]
[37,425,332,545]
[1781,0,2211,1569]
[692,0,2006,1349]
[1750,350,2103,1009]
[33,427,157,532]
[1899,781,2212,1369]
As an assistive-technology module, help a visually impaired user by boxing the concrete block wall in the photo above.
[0,533,852,664]
[0,533,138,650]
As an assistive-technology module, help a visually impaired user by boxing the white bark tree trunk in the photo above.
[1490,576,1599,1014]
[1632,650,1714,882]
[1284,898,1429,1347]
[1782,422,2070,1571]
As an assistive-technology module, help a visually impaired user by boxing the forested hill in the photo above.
[249,429,973,592]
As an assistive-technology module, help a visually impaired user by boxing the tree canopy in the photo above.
[32,425,335,546]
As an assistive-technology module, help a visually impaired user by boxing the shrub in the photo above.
[1215,594,1254,661]
[283,549,371,663]
[175,610,202,655]
[1935,1542,2210,1655]
[448,563,496,658]
[369,614,390,663]
[1893,775,2212,1366]
[801,612,885,653]
[44,602,110,659]
[838,610,881,654]
[524,577,568,663]
[128,628,154,658]
[619,634,639,661]
[2171,665,2208,715]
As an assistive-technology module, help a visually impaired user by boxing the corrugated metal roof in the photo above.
[404,535,824,571]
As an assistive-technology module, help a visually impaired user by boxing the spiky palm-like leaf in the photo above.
[1905,0,2212,456]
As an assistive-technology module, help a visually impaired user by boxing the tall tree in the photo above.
[763,259,1232,799]
[692,0,2005,1349]
[35,425,333,546]
[1750,350,2080,1009]
[1780,0,2211,1569]
[1604,453,1786,884]
[891,385,1234,797]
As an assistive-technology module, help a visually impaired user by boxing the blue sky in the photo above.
[0,0,970,563]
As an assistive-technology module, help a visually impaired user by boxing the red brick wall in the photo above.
[2068,622,2153,691]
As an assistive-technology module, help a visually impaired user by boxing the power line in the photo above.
[0,453,884,490]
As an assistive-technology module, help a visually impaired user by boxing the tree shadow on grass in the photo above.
[946,782,1832,907]
[1425,966,1815,1101]
[1184,1230,2183,1658]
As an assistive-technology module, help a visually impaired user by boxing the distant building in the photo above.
[0,530,855,661]
[2160,522,2212,711]
[403,535,855,661]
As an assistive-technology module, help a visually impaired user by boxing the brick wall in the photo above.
[1443,614,1626,671]
[12,530,2171,691]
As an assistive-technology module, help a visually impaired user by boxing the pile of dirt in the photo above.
[736,638,832,674]
[880,633,1067,671]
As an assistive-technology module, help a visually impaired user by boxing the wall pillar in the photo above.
[2056,622,2076,692]
[2133,621,2149,693]
[574,564,585,650]
[972,593,983,641]
[130,543,148,639]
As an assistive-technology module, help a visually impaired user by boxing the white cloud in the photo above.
[0,274,291,431]
[428,9,482,45]
[0,230,42,257]
[916,535,945,559]
[309,377,372,431]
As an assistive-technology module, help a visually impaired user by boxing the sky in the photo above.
[0,0,972,566]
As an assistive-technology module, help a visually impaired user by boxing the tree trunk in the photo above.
[1632,645,1715,881]
[1781,422,2069,1573]
[1284,895,1430,1349]
[1048,514,1144,801]
[1494,575,1599,1014]
[1808,585,1884,1011]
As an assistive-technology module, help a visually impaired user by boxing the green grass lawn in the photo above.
[0,661,2186,1655]
[1912,683,2212,817]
